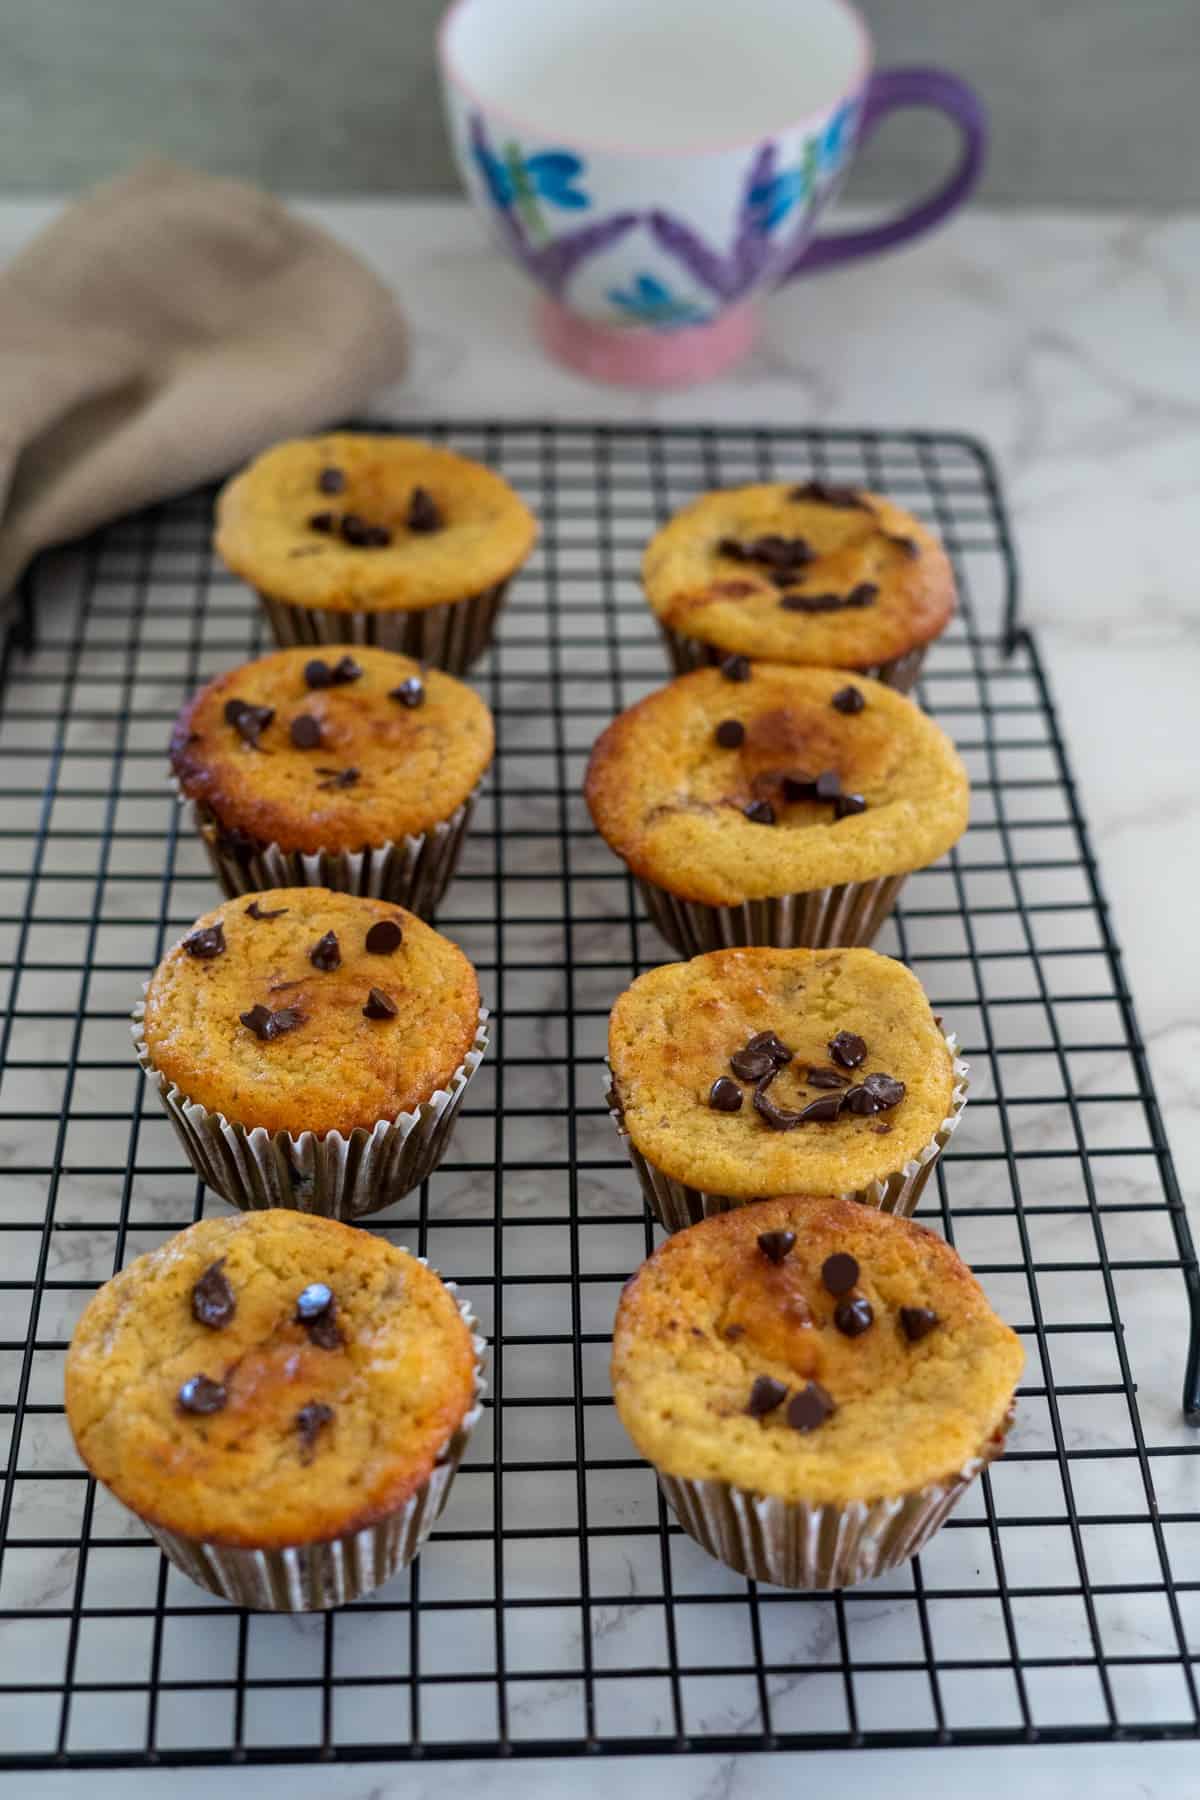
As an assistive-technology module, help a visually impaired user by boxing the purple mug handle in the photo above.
[785,67,987,278]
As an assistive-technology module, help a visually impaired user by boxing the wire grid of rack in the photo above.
[0,422,1197,1770]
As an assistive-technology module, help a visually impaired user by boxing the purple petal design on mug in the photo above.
[647,210,739,303]
[650,137,825,303]
[730,140,780,294]
[539,214,642,298]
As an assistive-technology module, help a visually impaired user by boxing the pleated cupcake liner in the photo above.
[607,1030,970,1233]
[256,579,509,675]
[180,782,479,918]
[147,1286,488,1611]
[133,1003,489,1220]
[637,872,908,957]
[657,1406,1012,1589]
[654,620,928,694]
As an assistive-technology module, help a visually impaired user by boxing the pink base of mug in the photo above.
[536,296,756,389]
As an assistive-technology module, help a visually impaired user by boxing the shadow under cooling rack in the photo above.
[0,422,1197,1767]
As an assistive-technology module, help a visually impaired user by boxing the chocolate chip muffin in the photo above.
[65,1210,486,1609]
[608,947,968,1231]
[642,479,955,690]
[613,1196,1021,1587]
[170,644,493,914]
[585,663,968,954]
[134,887,488,1218]
[215,433,538,673]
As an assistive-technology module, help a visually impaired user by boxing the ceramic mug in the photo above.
[439,0,986,387]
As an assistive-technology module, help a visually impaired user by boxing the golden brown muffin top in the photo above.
[65,1212,480,1548]
[609,948,958,1200]
[642,481,954,666]
[613,1196,1021,1504]
[140,887,481,1136]
[585,664,968,906]
[170,645,493,853]
[215,433,538,613]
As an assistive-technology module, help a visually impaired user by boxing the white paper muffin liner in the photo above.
[146,1284,488,1610]
[657,1406,1012,1589]
[608,1030,970,1233]
[654,620,928,694]
[182,783,479,918]
[637,872,908,957]
[257,580,509,675]
[133,1002,489,1220]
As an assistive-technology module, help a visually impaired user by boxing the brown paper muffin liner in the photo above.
[637,872,908,957]
[654,620,928,694]
[257,580,509,675]
[608,1031,969,1233]
[147,1286,488,1610]
[132,1003,489,1220]
[657,1407,1012,1589]
[180,782,479,917]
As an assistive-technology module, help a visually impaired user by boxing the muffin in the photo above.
[170,644,493,914]
[607,946,968,1231]
[585,663,968,955]
[642,480,955,690]
[215,433,538,673]
[133,888,488,1219]
[613,1196,1021,1588]
[65,1210,486,1610]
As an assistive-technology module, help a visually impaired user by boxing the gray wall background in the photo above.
[2,0,1197,206]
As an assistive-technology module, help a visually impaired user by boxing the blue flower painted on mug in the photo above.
[820,99,858,172]
[607,273,709,330]
[471,136,589,242]
[747,163,810,233]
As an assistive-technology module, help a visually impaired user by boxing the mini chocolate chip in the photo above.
[806,1067,849,1089]
[309,930,341,972]
[835,1295,874,1338]
[308,510,337,533]
[331,655,363,685]
[709,1075,743,1112]
[782,771,818,802]
[829,1031,867,1069]
[885,532,920,558]
[295,1282,333,1321]
[821,1252,860,1295]
[752,1071,808,1131]
[390,676,425,708]
[769,566,804,589]
[724,1323,745,1341]
[730,1047,775,1082]
[183,923,225,960]
[365,918,403,955]
[746,1375,788,1417]
[848,582,879,607]
[408,486,442,532]
[843,1073,907,1116]
[715,719,745,749]
[720,654,751,682]
[317,467,346,494]
[756,1229,796,1265]
[191,1260,236,1329]
[364,524,393,547]
[746,1031,793,1066]
[246,901,288,920]
[780,591,846,613]
[304,658,333,689]
[799,1092,844,1123]
[834,793,868,820]
[815,770,841,800]
[341,512,370,545]
[316,766,359,790]
[831,685,865,714]
[290,714,322,750]
[873,1121,893,1134]
[225,699,275,744]
[307,1310,342,1350]
[787,1381,835,1431]
[363,986,398,1020]
[296,1400,335,1459]
[743,798,775,825]
[240,1003,306,1041]
[788,479,864,510]
[178,1374,227,1415]
[901,1306,939,1342]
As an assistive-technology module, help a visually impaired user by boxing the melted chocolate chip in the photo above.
[309,930,341,972]
[719,533,812,570]
[834,793,868,820]
[304,659,333,689]
[363,986,398,1020]
[835,1295,874,1338]
[224,699,275,745]
[365,524,393,547]
[844,1072,907,1115]
[831,685,865,714]
[782,771,818,802]
[331,655,363,685]
[746,1375,788,1417]
[873,1121,893,1135]
[307,1310,342,1351]
[900,1306,939,1343]
[720,654,751,682]
[296,1400,335,1459]
[829,1031,867,1069]
[316,766,360,790]
[756,1229,795,1265]
[390,676,425,709]
[746,1031,793,1066]
[317,467,346,494]
[787,1381,835,1432]
[821,1252,859,1296]
[815,770,842,800]
[715,719,745,749]
[798,1092,844,1123]
[884,532,920,558]
[178,1374,227,1415]
[183,923,225,960]
[246,901,288,920]
[709,1075,743,1112]
[340,512,369,546]
[788,479,865,510]
[240,1003,306,1041]
[191,1260,236,1329]
[806,1067,850,1089]
[365,918,403,955]
[407,486,442,533]
[847,582,879,608]
[730,1047,775,1081]
[780,591,847,613]
[309,510,337,533]
[743,798,775,825]
[752,1072,809,1131]
[290,714,322,750]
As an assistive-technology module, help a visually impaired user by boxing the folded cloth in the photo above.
[0,158,408,601]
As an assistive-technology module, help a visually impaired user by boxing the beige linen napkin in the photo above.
[0,158,408,599]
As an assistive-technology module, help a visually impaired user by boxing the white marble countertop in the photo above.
[0,197,1197,1798]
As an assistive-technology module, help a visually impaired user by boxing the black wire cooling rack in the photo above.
[0,422,1197,1770]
